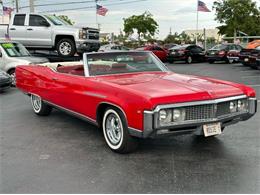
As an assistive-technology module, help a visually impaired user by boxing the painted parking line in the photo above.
[240,70,257,72]
[242,75,260,78]
[249,84,260,87]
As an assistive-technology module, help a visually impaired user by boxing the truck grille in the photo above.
[87,29,99,40]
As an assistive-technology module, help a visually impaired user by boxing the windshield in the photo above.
[211,44,227,50]
[45,15,70,26]
[1,42,30,57]
[86,52,168,76]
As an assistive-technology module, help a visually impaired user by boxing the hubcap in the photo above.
[10,72,16,86]
[188,57,192,63]
[59,42,72,56]
[31,95,42,112]
[105,113,122,145]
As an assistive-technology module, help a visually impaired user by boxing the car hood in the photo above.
[98,72,245,105]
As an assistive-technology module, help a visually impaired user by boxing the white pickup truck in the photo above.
[0,13,100,57]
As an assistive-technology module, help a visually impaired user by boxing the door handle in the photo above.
[9,28,16,30]
[52,77,58,81]
[27,28,33,31]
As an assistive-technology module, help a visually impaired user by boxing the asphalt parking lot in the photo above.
[0,62,260,193]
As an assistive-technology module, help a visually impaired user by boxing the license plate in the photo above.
[203,122,222,137]
[244,58,249,62]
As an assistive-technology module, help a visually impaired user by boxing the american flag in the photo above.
[3,6,13,15]
[96,4,108,16]
[197,1,211,12]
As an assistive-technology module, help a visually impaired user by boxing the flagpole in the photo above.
[95,0,98,29]
[196,0,199,45]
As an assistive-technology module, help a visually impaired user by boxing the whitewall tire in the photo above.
[31,95,52,116]
[102,107,138,153]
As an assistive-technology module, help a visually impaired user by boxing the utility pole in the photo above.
[29,0,34,12]
[15,0,19,13]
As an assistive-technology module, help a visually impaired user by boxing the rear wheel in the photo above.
[208,60,215,64]
[31,94,52,116]
[226,58,234,64]
[102,107,138,153]
[186,56,193,64]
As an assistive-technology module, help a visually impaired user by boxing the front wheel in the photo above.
[102,107,138,153]
[31,95,52,116]
[57,38,76,57]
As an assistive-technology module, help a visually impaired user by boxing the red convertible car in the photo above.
[16,51,257,153]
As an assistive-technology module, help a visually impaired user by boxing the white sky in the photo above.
[3,0,260,39]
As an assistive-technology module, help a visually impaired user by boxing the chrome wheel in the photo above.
[187,56,192,64]
[31,95,42,113]
[103,109,123,149]
[8,70,16,86]
[59,42,72,56]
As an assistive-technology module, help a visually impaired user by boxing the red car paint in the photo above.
[138,45,168,62]
[16,65,256,131]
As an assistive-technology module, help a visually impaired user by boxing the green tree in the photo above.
[123,11,159,42]
[213,0,260,36]
[58,15,75,25]
[164,32,179,44]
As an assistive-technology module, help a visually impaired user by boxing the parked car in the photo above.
[0,41,48,85]
[246,40,260,49]
[0,13,100,57]
[16,51,257,153]
[206,44,243,64]
[136,45,168,62]
[0,70,12,91]
[246,46,260,69]
[239,41,260,66]
[167,44,206,64]
[163,43,178,50]
[99,44,130,52]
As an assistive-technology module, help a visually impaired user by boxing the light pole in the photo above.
[29,0,34,12]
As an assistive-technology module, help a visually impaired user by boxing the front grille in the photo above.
[87,29,99,40]
[181,98,248,121]
[217,101,231,116]
[185,104,215,120]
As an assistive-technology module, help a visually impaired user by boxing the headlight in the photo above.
[229,101,237,113]
[159,108,186,126]
[159,109,172,124]
[237,99,248,112]
[79,29,86,39]
[173,108,186,122]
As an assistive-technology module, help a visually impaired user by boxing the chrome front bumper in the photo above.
[129,96,257,138]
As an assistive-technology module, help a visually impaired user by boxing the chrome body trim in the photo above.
[152,95,247,112]
[84,91,107,99]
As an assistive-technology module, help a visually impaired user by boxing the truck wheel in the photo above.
[31,94,52,116]
[102,107,138,153]
[57,39,76,57]
[8,69,16,87]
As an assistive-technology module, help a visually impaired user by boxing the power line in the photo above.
[20,0,95,9]
[20,0,126,9]
[39,0,147,13]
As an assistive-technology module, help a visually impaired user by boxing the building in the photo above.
[184,28,223,42]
